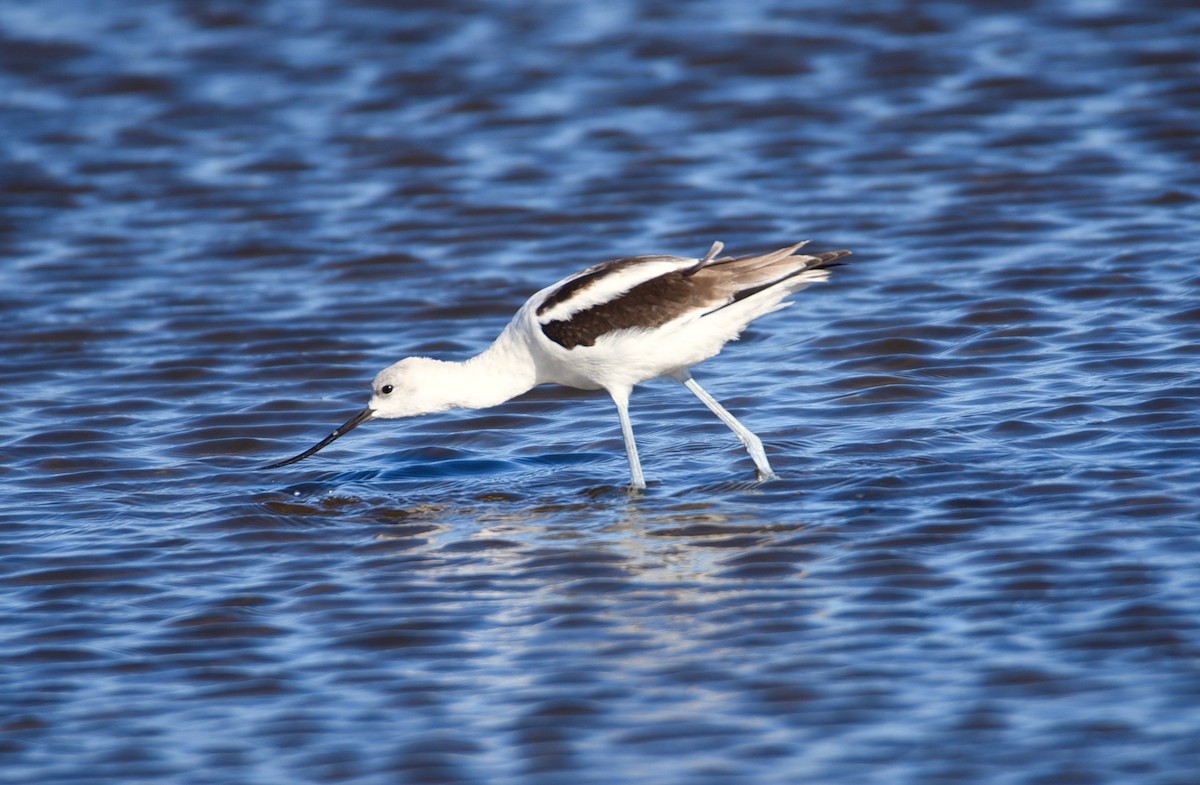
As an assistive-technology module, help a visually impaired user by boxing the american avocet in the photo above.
[263,241,850,488]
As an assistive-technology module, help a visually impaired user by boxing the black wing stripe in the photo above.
[541,270,711,349]
[535,255,688,318]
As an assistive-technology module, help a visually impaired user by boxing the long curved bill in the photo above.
[261,407,375,470]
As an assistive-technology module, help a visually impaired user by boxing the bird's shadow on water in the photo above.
[254,454,795,508]
[246,454,834,575]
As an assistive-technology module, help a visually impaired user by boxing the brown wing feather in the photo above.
[541,270,721,349]
[540,246,850,350]
[535,257,648,317]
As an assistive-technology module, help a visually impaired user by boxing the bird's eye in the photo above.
[380,384,394,395]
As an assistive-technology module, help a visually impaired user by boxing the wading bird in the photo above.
[263,241,850,488]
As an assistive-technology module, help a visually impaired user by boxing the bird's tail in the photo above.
[694,242,852,302]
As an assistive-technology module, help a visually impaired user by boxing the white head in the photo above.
[262,345,534,470]
[368,357,458,419]
[262,356,452,469]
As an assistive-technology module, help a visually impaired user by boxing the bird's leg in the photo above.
[675,372,778,481]
[609,388,646,490]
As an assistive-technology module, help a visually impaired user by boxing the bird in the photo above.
[262,240,850,488]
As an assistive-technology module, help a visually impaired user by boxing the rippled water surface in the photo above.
[4,1,1200,783]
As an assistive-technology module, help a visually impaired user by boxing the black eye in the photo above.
[380,384,393,395]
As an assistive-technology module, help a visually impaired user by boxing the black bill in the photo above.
[261,407,375,469]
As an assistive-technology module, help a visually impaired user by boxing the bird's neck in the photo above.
[446,332,539,410]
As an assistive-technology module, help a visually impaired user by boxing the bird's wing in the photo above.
[534,253,728,351]
[533,254,699,325]
[535,244,849,350]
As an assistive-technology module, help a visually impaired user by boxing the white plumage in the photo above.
[264,240,850,488]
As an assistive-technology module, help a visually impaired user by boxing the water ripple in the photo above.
[2,1,1200,784]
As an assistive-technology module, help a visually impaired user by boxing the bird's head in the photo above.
[261,356,451,470]
[369,356,457,419]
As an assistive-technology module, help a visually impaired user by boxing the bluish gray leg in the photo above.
[676,372,777,481]
[610,388,646,490]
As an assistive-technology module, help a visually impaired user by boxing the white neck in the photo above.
[446,330,539,410]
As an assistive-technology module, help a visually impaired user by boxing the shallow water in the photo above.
[3,1,1200,783]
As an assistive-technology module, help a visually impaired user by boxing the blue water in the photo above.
[3,1,1199,783]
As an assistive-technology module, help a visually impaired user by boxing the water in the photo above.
[3,1,1199,783]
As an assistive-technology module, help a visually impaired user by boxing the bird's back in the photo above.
[515,242,850,389]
